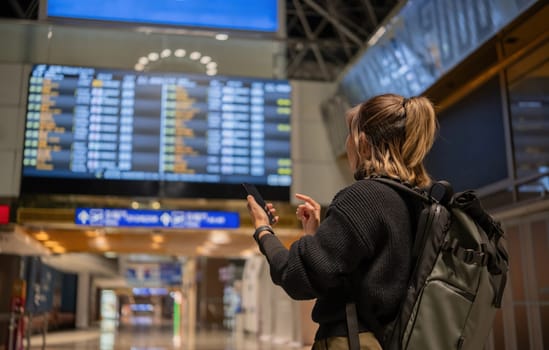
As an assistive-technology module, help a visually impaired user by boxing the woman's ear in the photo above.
[358,132,371,158]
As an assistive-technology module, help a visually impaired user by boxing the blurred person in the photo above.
[246,94,437,350]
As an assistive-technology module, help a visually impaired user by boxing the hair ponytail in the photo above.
[401,96,437,186]
[348,94,438,188]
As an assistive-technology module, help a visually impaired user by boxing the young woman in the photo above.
[246,93,438,349]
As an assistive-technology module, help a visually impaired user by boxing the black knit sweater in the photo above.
[257,179,417,340]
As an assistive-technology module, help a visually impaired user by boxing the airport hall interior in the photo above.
[0,0,548,349]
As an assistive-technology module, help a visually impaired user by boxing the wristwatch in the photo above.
[253,225,275,243]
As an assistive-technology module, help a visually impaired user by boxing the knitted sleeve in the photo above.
[257,182,386,300]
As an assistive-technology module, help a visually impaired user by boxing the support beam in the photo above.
[292,0,330,80]
[8,0,25,18]
[323,4,370,37]
[301,0,364,46]
[362,0,379,30]
[326,1,353,60]
[24,0,40,18]
[286,37,359,49]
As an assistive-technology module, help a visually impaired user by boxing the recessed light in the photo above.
[215,33,229,41]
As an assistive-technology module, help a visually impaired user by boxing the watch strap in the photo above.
[253,225,274,243]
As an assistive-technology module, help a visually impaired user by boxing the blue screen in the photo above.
[46,0,279,32]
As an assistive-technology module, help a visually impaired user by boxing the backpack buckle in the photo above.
[462,249,475,264]
[460,248,487,266]
[479,252,489,266]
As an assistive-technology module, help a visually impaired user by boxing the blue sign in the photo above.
[160,263,183,285]
[47,0,279,32]
[75,208,240,229]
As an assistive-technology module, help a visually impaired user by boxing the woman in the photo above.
[246,93,437,349]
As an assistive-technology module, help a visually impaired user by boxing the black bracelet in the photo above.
[253,225,275,243]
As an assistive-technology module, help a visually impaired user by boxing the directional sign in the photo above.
[75,208,240,229]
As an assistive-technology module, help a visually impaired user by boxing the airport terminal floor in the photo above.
[28,321,306,350]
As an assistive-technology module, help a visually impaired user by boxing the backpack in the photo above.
[345,177,509,350]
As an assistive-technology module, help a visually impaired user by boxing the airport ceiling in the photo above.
[0,0,400,81]
[285,0,399,80]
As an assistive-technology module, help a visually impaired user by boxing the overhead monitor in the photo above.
[21,64,292,200]
[425,76,508,192]
[40,0,281,33]
[338,0,538,104]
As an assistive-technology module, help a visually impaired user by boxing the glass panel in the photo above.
[507,41,549,181]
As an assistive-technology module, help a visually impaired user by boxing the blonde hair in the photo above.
[348,93,437,188]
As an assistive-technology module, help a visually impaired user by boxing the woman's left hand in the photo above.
[246,195,279,228]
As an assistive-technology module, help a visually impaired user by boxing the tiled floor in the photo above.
[28,325,310,350]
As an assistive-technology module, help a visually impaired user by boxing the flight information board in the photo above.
[23,65,292,190]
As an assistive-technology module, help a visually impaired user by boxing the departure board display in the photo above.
[21,64,292,199]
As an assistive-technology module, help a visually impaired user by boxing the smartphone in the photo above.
[242,183,276,225]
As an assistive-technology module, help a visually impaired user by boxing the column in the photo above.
[75,272,90,329]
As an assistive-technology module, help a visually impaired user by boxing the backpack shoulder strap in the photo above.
[368,177,431,203]
[369,177,442,262]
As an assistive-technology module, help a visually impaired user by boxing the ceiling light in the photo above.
[94,236,109,251]
[189,51,201,60]
[131,201,139,209]
[209,230,230,245]
[138,57,149,65]
[174,49,186,57]
[240,249,255,258]
[206,62,217,69]
[152,234,164,243]
[147,52,159,61]
[104,251,118,259]
[196,246,211,255]
[206,69,217,76]
[134,63,144,71]
[160,49,172,58]
[85,230,99,238]
[43,240,59,248]
[368,26,386,47]
[151,201,161,210]
[52,246,66,254]
[34,231,49,241]
[200,56,212,64]
[215,33,229,41]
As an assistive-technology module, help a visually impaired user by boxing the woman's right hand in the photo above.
[295,193,321,235]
